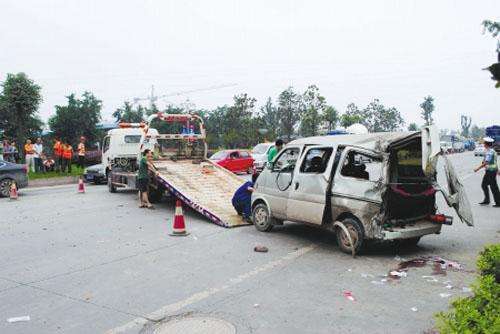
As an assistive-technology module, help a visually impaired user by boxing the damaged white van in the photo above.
[251,126,473,254]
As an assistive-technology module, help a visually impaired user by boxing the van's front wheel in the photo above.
[253,203,273,232]
[335,218,364,254]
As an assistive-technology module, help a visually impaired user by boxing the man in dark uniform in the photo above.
[474,137,499,207]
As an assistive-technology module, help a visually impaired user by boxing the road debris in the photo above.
[6,316,30,323]
[462,287,472,293]
[411,307,418,312]
[439,293,452,298]
[343,290,356,301]
[254,246,268,253]
[253,304,260,308]
[390,256,466,279]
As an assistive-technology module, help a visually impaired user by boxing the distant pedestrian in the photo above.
[77,136,86,169]
[2,140,9,161]
[9,141,19,163]
[53,138,63,172]
[62,143,73,173]
[137,149,159,209]
[24,139,35,172]
[231,173,257,221]
[267,139,284,163]
[474,137,499,207]
[42,154,55,172]
[33,137,44,172]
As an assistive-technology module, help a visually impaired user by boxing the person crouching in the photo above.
[232,173,257,222]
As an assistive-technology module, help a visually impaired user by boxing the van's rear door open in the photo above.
[420,126,474,226]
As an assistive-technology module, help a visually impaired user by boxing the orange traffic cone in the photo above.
[77,177,85,193]
[170,200,189,236]
[9,182,18,200]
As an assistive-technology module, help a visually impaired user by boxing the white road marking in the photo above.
[105,244,316,334]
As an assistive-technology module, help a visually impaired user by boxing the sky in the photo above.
[1,0,499,130]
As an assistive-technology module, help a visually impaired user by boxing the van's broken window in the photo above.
[272,148,300,173]
[300,147,333,173]
[341,151,382,182]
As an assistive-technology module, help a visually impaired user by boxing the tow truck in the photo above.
[106,113,249,228]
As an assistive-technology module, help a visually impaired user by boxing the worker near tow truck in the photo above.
[77,136,86,169]
[137,149,160,209]
[62,143,73,173]
[53,138,63,172]
[474,137,500,207]
[231,173,257,222]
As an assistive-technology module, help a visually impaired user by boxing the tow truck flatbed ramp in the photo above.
[154,160,251,228]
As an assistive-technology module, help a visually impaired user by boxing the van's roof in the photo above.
[288,131,419,151]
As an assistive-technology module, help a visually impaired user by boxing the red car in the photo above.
[209,150,254,174]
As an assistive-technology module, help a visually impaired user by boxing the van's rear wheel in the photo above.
[253,203,273,232]
[336,218,364,254]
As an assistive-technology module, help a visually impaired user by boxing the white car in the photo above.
[251,143,275,172]
[474,145,486,156]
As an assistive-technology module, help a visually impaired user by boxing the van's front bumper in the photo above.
[382,221,442,240]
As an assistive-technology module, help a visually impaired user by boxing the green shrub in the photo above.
[477,244,500,282]
[435,244,500,334]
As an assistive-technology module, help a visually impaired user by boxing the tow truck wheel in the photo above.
[148,187,163,203]
[107,173,116,193]
[253,203,273,232]
[336,217,364,254]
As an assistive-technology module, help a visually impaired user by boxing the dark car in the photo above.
[0,160,28,197]
[83,163,106,184]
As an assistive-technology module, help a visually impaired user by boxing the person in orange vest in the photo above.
[53,138,63,172]
[77,136,86,169]
[24,139,36,172]
[62,143,73,173]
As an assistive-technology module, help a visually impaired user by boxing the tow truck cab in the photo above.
[251,126,473,254]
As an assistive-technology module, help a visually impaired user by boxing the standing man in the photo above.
[267,139,284,163]
[33,137,44,173]
[77,136,86,169]
[62,143,73,173]
[53,138,63,172]
[474,137,499,207]
[137,149,159,209]
[24,139,35,172]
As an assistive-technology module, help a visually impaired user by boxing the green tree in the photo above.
[340,103,364,128]
[225,93,257,148]
[363,99,404,132]
[470,125,485,140]
[408,123,419,131]
[277,87,301,140]
[112,101,145,123]
[460,115,472,137]
[259,97,279,140]
[482,20,500,88]
[204,105,229,148]
[300,85,325,137]
[420,96,435,126]
[323,105,339,132]
[0,73,43,145]
[48,92,102,145]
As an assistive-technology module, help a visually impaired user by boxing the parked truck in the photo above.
[106,113,249,228]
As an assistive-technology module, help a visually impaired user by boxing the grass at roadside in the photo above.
[28,164,84,180]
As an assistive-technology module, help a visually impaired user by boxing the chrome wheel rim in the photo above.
[254,207,268,227]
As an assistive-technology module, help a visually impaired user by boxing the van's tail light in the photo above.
[429,214,453,225]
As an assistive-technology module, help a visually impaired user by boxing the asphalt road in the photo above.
[0,152,498,334]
